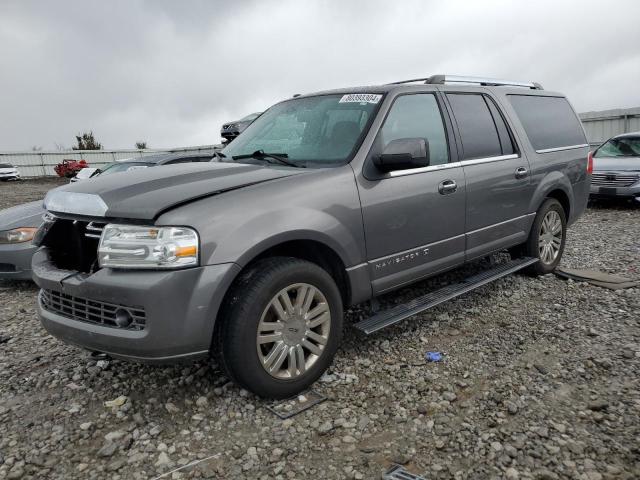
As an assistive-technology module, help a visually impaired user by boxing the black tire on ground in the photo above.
[523,198,567,275]
[216,257,343,399]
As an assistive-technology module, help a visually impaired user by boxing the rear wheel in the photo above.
[217,257,343,398]
[523,198,567,275]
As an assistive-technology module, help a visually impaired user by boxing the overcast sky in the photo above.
[1,0,639,151]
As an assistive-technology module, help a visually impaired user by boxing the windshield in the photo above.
[239,112,261,122]
[595,136,640,158]
[222,94,382,167]
[100,162,152,176]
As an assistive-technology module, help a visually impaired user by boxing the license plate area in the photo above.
[599,187,617,195]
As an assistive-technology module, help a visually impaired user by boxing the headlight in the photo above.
[0,227,38,244]
[98,224,199,269]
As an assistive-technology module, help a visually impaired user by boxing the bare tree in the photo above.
[72,131,102,150]
[135,141,148,149]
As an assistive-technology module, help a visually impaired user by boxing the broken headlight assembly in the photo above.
[98,224,199,269]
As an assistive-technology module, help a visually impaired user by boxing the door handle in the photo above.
[438,179,457,194]
[515,167,528,179]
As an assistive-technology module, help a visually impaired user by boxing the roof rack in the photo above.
[390,75,543,90]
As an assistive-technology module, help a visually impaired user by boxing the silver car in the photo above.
[589,132,640,202]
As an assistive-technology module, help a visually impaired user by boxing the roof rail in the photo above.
[390,75,543,90]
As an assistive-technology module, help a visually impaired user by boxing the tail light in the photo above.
[587,151,593,174]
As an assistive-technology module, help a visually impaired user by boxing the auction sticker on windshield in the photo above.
[339,93,382,104]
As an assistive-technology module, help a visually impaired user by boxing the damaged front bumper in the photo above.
[32,248,240,363]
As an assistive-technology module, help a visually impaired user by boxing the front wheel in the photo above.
[524,198,567,275]
[217,257,343,398]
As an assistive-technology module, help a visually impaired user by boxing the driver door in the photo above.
[357,92,466,295]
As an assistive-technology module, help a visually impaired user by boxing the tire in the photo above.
[524,198,567,275]
[217,257,343,399]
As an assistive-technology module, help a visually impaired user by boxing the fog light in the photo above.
[114,308,133,328]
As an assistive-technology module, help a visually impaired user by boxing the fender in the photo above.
[528,170,574,217]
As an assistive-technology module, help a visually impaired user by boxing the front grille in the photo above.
[591,172,639,187]
[41,218,104,273]
[0,263,16,272]
[40,289,146,331]
[85,221,106,239]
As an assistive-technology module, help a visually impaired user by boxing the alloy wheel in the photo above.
[256,283,331,380]
[538,210,562,264]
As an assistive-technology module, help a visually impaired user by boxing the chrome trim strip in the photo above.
[460,153,519,166]
[387,162,462,177]
[368,234,466,264]
[535,144,589,154]
[387,153,521,177]
[466,213,536,236]
[345,262,367,272]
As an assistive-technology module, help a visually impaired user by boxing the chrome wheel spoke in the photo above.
[295,345,306,374]
[287,346,297,377]
[279,291,295,315]
[306,302,328,322]
[263,341,287,370]
[257,333,282,344]
[270,297,288,322]
[306,330,328,345]
[307,311,330,329]
[301,338,322,356]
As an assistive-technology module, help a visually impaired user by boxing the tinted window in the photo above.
[378,94,449,166]
[508,95,586,151]
[485,97,516,155]
[447,94,503,160]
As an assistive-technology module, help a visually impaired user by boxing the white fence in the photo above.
[0,145,222,177]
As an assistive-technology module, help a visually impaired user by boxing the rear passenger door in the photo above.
[444,91,533,261]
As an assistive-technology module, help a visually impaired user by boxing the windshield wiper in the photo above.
[232,150,304,168]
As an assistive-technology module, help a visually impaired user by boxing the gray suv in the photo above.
[33,75,590,398]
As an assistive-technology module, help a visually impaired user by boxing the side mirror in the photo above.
[373,138,430,172]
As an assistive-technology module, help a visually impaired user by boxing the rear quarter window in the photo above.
[508,95,586,151]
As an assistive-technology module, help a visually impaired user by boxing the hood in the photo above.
[0,201,45,229]
[592,156,640,172]
[43,161,307,220]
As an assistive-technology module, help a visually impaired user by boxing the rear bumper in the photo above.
[0,241,36,280]
[32,248,241,363]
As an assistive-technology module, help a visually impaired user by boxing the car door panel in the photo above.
[356,92,466,295]
[443,90,533,260]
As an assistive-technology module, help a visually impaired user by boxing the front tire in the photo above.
[524,198,567,275]
[218,257,343,398]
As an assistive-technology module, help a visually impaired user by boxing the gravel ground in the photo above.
[0,180,639,480]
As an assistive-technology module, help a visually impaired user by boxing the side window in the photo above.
[378,94,449,166]
[508,95,587,151]
[446,93,504,160]
[485,97,516,155]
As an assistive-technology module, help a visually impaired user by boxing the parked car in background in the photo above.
[0,151,217,281]
[0,163,21,181]
[70,167,100,183]
[589,132,640,202]
[32,75,590,398]
[220,112,261,143]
